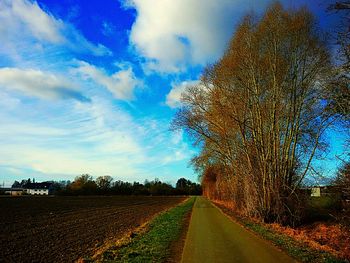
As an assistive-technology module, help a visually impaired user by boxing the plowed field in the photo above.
[0,196,185,263]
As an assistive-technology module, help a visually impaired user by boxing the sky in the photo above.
[0,0,347,187]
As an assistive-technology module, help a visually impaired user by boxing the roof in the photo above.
[24,182,52,190]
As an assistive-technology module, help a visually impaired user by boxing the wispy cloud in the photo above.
[0,0,111,64]
[74,61,142,101]
[0,0,202,185]
[0,92,192,182]
[0,67,90,102]
[1,0,65,43]
[0,97,140,178]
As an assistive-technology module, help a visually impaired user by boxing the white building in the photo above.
[311,187,321,197]
[24,182,52,195]
[2,182,52,196]
[26,188,49,195]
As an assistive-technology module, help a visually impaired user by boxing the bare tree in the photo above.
[173,3,336,223]
[327,1,350,120]
[334,160,350,203]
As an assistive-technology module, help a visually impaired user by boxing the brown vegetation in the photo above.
[169,1,350,260]
[215,199,350,261]
[269,222,350,260]
[334,161,350,202]
[173,2,338,224]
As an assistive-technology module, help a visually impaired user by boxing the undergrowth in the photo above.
[214,201,348,263]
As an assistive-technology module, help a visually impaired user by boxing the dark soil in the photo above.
[0,196,185,263]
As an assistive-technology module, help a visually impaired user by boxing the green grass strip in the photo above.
[102,197,195,263]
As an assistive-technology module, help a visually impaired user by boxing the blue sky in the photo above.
[0,0,347,187]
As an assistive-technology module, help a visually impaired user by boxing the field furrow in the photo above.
[0,196,185,263]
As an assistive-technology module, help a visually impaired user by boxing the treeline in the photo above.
[12,175,202,196]
[172,2,349,225]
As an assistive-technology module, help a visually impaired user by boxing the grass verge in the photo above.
[215,202,348,263]
[243,221,345,263]
[99,197,195,263]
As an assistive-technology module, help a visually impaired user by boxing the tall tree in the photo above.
[327,1,350,120]
[334,160,350,199]
[173,3,335,223]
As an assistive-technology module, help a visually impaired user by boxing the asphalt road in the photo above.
[181,197,296,263]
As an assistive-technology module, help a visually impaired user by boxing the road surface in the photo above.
[181,197,296,263]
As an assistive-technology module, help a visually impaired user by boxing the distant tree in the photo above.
[132,182,149,195]
[176,178,202,195]
[11,180,21,188]
[10,176,200,196]
[150,181,174,195]
[189,182,202,195]
[69,174,97,195]
[176,178,189,194]
[334,160,350,199]
[19,178,31,188]
[96,175,113,193]
[176,178,190,189]
[50,182,64,194]
[112,180,133,195]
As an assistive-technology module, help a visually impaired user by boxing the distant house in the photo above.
[2,188,24,196]
[24,182,52,195]
[310,185,340,197]
[1,182,53,196]
[311,187,321,197]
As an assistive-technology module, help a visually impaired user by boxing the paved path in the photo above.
[181,197,296,263]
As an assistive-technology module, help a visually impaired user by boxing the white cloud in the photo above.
[0,0,200,185]
[0,67,89,102]
[6,0,64,43]
[124,0,268,72]
[166,80,198,108]
[0,94,193,182]
[75,61,141,101]
[0,96,144,178]
[0,146,140,177]
[0,0,111,60]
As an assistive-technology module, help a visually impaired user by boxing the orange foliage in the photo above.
[269,222,350,260]
[216,200,350,260]
[215,200,236,210]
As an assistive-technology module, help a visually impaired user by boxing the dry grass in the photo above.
[269,222,350,260]
[214,199,349,262]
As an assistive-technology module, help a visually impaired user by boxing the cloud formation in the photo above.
[0,0,111,60]
[124,0,266,72]
[0,94,192,183]
[75,61,141,101]
[0,0,204,185]
[0,67,90,102]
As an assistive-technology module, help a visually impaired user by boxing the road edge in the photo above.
[212,199,346,263]
[90,197,195,262]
